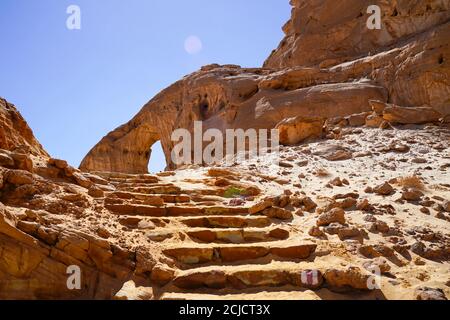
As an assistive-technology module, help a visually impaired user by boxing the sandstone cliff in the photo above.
[0,98,48,158]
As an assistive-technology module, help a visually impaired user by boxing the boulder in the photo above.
[348,112,370,127]
[373,182,394,196]
[0,150,15,167]
[323,267,371,291]
[383,105,442,124]
[249,199,273,215]
[262,207,293,220]
[415,287,447,300]
[402,188,424,202]
[317,208,346,226]
[276,116,324,145]
[6,170,34,185]
[114,281,153,300]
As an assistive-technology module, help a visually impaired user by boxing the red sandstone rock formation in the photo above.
[0,98,48,158]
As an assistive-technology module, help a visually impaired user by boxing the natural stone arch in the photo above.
[79,65,392,174]
[80,122,162,174]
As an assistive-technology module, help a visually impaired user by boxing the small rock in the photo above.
[442,200,450,212]
[229,198,245,206]
[249,200,273,214]
[262,207,293,220]
[359,244,395,258]
[6,170,34,185]
[279,161,294,168]
[302,197,318,212]
[49,158,68,169]
[415,287,447,300]
[402,188,424,202]
[412,158,427,164]
[151,264,176,286]
[73,172,93,189]
[329,177,343,187]
[0,151,15,167]
[147,230,174,242]
[96,227,110,239]
[338,227,361,240]
[365,114,384,128]
[414,257,426,266]
[323,222,346,235]
[357,199,372,211]
[317,208,346,226]
[364,186,374,194]
[297,160,308,167]
[114,281,153,300]
[411,242,426,256]
[363,257,391,274]
[369,220,390,234]
[364,214,377,222]
[88,186,105,198]
[309,226,326,238]
[374,182,394,196]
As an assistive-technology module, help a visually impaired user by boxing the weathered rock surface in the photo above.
[0,98,48,158]
[276,116,324,145]
[265,0,450,114]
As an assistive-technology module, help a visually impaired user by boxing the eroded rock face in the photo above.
[0,98,49,158]
[265,0,450,69]
[80,66,387,173]
[1,106,450,300]
[265,0,450,114]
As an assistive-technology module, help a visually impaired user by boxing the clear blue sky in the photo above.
[0,0,290,172]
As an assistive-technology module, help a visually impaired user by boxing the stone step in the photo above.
[186,227,289,244]
[110,177,160,184]
[106,204,166,217]
[106,204,251,217]
[180,216,272,228]
[169,264,374,293]
[115,182,175,190]
[119,185,182,195]
[107,191,191,204]
[189,195,228,203]
[92,171,159,181]
[160,289,382,300]
[159,290,323,300]
[106,193,165,207]
[166,206,249,217]
[163,242,317,265]
[171,262,324,290]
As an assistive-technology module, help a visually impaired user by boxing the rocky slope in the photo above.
[1,0,449,300]
[0,98,48,159]
[1,102,449,299]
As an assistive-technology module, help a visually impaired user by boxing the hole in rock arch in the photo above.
[148,141,167,173]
